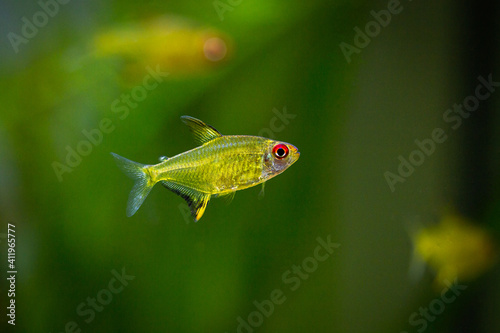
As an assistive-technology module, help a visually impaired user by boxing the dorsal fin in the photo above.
[180,116,223,145]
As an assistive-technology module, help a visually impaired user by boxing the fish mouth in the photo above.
[290,145,300,157]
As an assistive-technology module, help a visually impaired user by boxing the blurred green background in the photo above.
[1,0,499,332]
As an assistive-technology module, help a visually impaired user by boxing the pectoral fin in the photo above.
[180,116,223,145]
[217,191,236,205]
[161,181,211,222]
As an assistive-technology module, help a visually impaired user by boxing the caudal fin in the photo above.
[405,217,426,283]
[111,152,154,217]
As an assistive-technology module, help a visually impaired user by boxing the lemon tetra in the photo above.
[112,116,300,221]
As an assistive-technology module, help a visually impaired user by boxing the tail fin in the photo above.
[111,152,154,217]
[405,217,426,283]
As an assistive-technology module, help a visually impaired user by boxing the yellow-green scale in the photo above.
[150,136,271,195]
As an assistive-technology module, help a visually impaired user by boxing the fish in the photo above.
[111,116,300,221]
[408,214,498,289]
[92,16,231,80]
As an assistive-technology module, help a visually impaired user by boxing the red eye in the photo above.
[272,144,289,159]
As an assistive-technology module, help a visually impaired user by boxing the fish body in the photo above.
[92,16,231,79]
[112,116,300,221]
[410,214,497,289]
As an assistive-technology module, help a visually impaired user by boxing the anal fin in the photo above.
[161,181,211,222]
